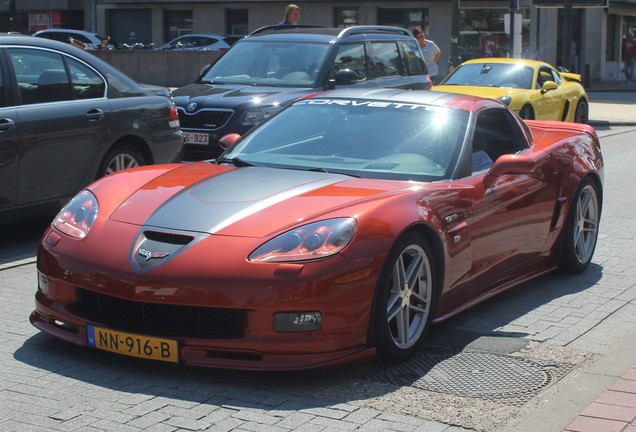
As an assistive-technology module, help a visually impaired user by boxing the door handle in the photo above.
[85,108,105,121]
[0,118,15,132]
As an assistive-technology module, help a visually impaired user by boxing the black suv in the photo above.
[172,25,431,158]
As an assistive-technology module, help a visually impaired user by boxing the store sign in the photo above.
[52,11,62,26]
[29,12,49,32]
[533,0,608,6]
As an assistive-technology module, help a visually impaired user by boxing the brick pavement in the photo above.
[1,90,635,432]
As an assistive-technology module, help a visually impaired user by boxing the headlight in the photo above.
[497,96,512,106]
[239,105,281,127]
[249,218,357,263]
[53,190,98,239]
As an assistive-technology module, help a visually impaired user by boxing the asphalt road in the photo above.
[1,126,636,432]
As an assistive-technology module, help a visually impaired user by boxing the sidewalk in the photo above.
[539,81,636,432]
[587,79,636,127]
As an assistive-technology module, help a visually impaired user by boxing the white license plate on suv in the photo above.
[183,132,209,145]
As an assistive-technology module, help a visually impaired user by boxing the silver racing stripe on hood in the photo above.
[143,167,347,234]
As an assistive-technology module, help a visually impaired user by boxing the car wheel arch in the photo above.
[553,173,603,267]
[519,104,535,120]
[558,175,602,273]
[366,223,445,349]
[96,137,150,179]
[574,98,589,123]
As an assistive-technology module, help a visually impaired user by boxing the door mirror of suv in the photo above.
[334,69,360,85]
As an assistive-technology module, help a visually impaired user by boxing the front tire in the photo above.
[560,178,601,274]
[373,232,437,362]
[519,104,535,120]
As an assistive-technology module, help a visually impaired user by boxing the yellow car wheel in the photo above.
[519,105,535,120]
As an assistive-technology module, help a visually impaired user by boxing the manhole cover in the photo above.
[365,346,573,407]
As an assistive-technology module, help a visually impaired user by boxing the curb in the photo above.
[499,330,636,432]
[589,120,636,127]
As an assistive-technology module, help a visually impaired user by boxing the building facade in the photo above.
[1,0,636,82]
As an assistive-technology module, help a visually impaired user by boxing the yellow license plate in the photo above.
[87,324,179,363]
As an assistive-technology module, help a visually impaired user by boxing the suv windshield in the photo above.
[199,41,331,87]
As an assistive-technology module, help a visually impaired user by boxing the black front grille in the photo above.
[75,288,244,339]
[177,109,233,130]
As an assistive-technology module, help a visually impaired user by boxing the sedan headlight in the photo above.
[53,190,98,239]
[249,218,357,263]
[239,105,281,127]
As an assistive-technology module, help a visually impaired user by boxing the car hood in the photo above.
[172,83,315,109]
[433,85,523,99]
[107,163,402,238]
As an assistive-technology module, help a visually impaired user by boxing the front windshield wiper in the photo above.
[215,157,254,167]
[307,167,361,178]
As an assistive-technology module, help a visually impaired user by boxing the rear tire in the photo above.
[373,232,437,363]
[574,99,589,124]
[97,144,146,178]
[560,178,601,274]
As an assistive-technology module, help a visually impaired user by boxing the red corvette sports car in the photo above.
[31,88,603,371]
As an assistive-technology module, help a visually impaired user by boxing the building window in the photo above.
[164,10,193,42]
[459,8,529,59]
[335,7,358,27]
[226,9,248,35]
[378,8,428,31]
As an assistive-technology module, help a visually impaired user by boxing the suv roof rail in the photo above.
[249,24,326,36]
[337,26,413,39]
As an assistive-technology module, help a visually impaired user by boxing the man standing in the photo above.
[412,27,441,84]
[622,32,635,84]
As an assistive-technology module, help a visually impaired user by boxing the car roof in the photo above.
[305,87,503,113]
[33,28,100,37]
[244,25,416,43]
[0,35,146,89]
[171,33,227,39]
[1,34,94,53]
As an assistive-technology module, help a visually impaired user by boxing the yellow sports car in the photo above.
[434,58,589,123]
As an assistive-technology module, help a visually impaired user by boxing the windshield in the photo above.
[199,40,331,87]
[443,63,534,89]
[221,97,469,182]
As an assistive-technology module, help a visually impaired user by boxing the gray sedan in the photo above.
[0,34,184,224]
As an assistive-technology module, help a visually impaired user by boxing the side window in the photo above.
[399,40,427,76]
[370,42,402,77]
[537,67,561,88]
[68,58,106,100]
[471,109,527,175]
[332,43,367,80]
[550,68,562,84]
[8,48,71,105]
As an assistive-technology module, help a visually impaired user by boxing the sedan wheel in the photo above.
[374,232,436,362]
[561,178,601,273]
[97,145,146,178]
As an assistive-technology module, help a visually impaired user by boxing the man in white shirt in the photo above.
[412,26,441,84]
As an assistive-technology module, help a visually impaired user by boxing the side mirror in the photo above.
[483,154,536,188]
[199,64,212,77]
[541,80,558,93]
[334,69,360,85]
[219,133,241,150]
